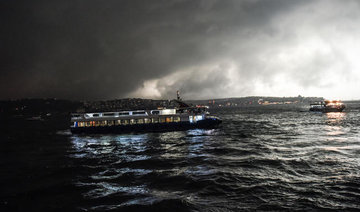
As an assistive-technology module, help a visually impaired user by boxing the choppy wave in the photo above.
[2,107,360,211]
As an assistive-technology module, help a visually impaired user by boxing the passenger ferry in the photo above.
[309,100,345,113]
[70,93,222,134]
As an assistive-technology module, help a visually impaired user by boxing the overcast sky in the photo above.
[1,0,360,100]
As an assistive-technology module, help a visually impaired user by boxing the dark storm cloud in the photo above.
[1,0,359,100]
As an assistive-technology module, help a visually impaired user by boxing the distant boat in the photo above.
[70,92,222,134]
[309,100,345,112]
[26,116,44,121]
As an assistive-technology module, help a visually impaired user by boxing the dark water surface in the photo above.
[2,106,360,211]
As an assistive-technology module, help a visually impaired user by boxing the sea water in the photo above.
[2,105,360,211]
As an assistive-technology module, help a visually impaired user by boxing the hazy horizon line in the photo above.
[2,95,359,102]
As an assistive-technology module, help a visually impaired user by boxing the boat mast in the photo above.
[177,90,181,101]
[174,90,190,108]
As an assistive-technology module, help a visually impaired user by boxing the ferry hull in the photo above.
[70,118,222,134]
[309,107,345,113]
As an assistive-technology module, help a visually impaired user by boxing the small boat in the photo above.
[309,100,345,113]
[70,92,222,134]
[26,116,44,121]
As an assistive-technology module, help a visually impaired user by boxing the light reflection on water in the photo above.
[80,182,148,199]
[69,129,218,209]
[66,109,360,211]
[326,112,346,122]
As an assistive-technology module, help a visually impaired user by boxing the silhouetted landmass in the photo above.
[0,99,82,131]
[0,99,81,119]
[1,96,354,132]
[188,96,324,107]
[0,96,324,116]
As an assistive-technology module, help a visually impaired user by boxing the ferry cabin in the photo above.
[70,108,221,134]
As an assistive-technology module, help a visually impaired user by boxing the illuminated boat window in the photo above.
[85,121,91,127]
[137,119,144,124]
[152,118,159,123]
[122,119,129,125]
[174,117,180,122]
[165,117,173,123]
[195,115,204,121]
[100,120,107,126]
[160,117,166,123]
[144,118,151,124]
[107,120,114,126]
[130,119,136,125]
[95,121,100,127]
[78,122,85,127]
[115,120,121,125]
[189,116,194,123]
